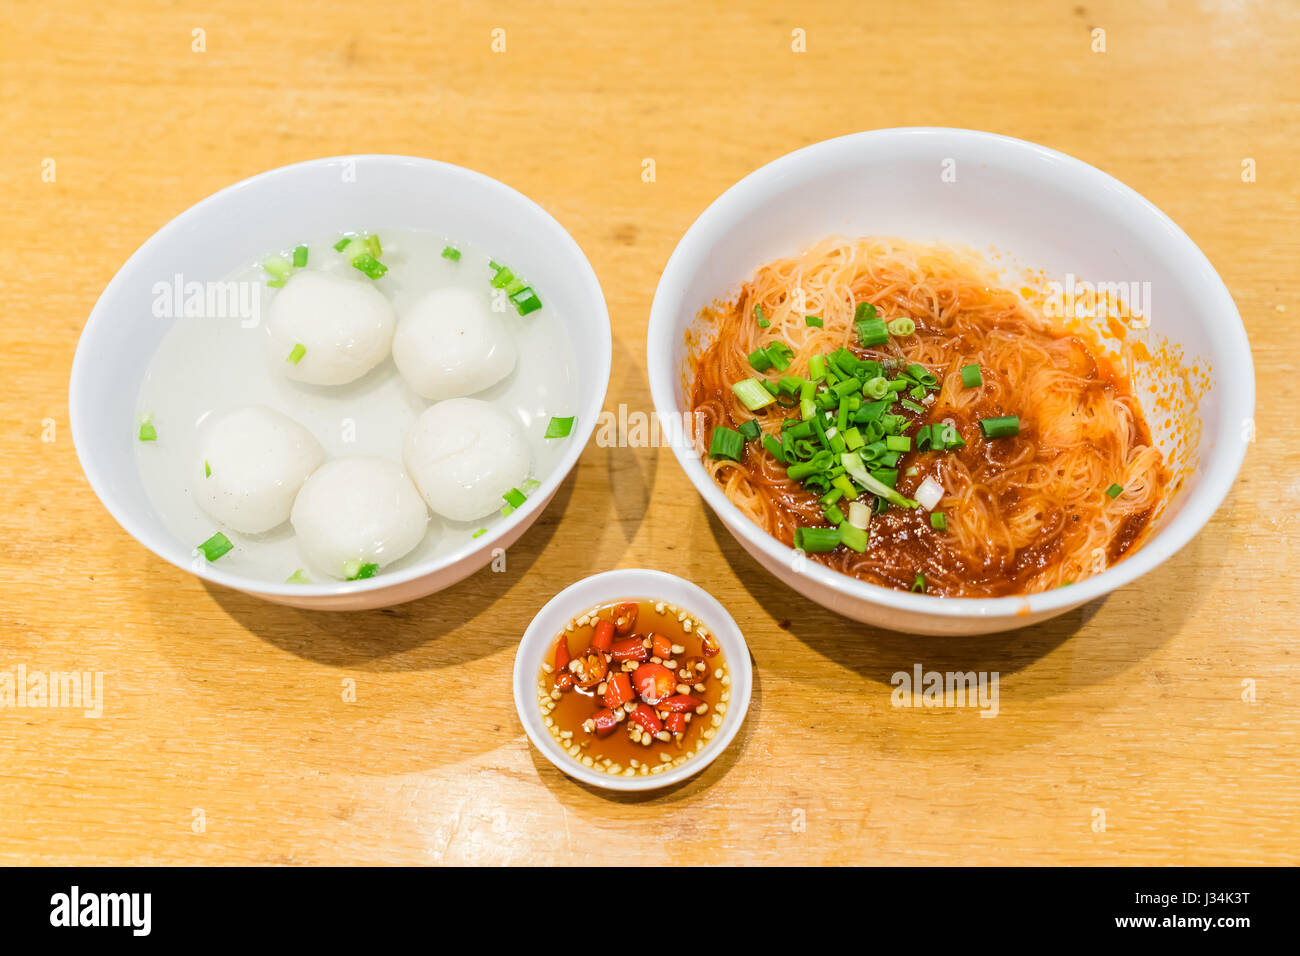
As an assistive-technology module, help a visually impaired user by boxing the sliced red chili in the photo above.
[630,703,662,736]
[677,656,707,683]
[633,663,676,705]
[650,633,673,659]
[591,708,619,737]
[613,601,639,635]
[659,695,699,713]
[553,671,574,692]
[572,649,609,689]
[700,632,721,658]
[603,672,634,708]
[554,634,571,672]
[664,712,686,734]
[591,619,614,654]
[610,638,649,663]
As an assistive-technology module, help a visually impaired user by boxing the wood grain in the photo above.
[0,0,1296,865]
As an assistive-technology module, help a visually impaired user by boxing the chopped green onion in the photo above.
[472,528,487,538]
[838,521,868,553]
[204,459,211,478]
[738,419,762,442]
[822,502,845,525]
[899,398,926,414]
[511,287,543,315]
[521,477,542,494]
[847,500,872,530]
[344,559,379,581]
[503,487,528,510]
[765,341,794,372]
[286,343,306,365]
[708,426,745,461]
[808,354,826,381]
[762,434,786,462]
[747,348,774,372]
[1106,483,1124,498]
[961,364,983,388]
[856,318,889,348]
[863,376,890,400]
[442,245,462,261]
[930,512,947,531]
[754,303,770,328]
[887,317,916,337]
[286,568,311,584]
[794,526,841,552]
[332,237,351,252]
[979,415,1020,439]
[262,256,293,282]
[912,573,926,593]
[351,252,387,279]
[196,532,232,562]
[885,435,911,452]
[804,315,824,328]
[854,302,878,322]
[138,414,157,442]
[544,415,575,439]
[842,452,916,509]
[732,378,776,411]
[366,235,382,258]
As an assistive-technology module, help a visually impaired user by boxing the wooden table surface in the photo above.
[1,0,1296,866]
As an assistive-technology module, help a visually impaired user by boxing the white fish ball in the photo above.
[403,398,530,522]
[194,405,325,534]
[392,287,517,400]
[268,270,396,386]
[290,458,429,578]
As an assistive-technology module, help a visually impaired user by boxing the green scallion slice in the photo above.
[138,414,157,442]
[544,416,575,439]
[838,521,868,553]
[511,287,543,315]
[856,318,889,348]
[351,253,387,280]
[204,459,211,478]
[708,426,745,461]
[805,315,824,328]
[930,512,947,531]
[960,364,982,388]
[754,303,770,328]
[762,434,786,462]
[503,487,528,510]
[286,568,310,584]
[344,559,379,581]
[747,348,774,372]
[442,245,462,261]
[887,317,916,337]
[854,302,878,322]
[885,435,911,452]
[286,343,306,365]
[765,341,794,372]
[1106,483,1123,498]
[979,415,1020,439]
[262,256,293,282]
[738,420,762,442]
[732,378,776,411]
[196,532,233,562]
[912,573,926,593]
[472,528,487,538]
[292,245,308,268]
[794,526,841,552]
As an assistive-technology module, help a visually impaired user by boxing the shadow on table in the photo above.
[701,506,1209,700]
[200,469,582,670]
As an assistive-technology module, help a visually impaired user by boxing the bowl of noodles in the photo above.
[647,128,1253,635]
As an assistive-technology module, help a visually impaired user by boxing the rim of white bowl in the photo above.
[512,569,753,792]
[647,127,1255,622]
[69,154,611,598]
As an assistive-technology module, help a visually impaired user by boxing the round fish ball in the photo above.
[290,458,428,579]
[403,398,530,522]
[392,287,517,400]
[267,270,396,386]
[194,405,325,534]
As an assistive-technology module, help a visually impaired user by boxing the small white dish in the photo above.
[69,155,611,610]
[513,569,753,792]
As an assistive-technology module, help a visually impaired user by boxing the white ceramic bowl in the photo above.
[513,569,753,792]
[647,128,1254,635]
[70,155,611,610]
